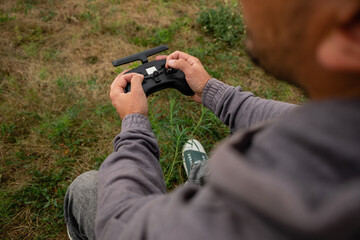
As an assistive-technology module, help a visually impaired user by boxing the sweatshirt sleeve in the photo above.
[202,78,297,132]
[96,113,166,239]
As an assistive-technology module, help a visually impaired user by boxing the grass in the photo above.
[197,1,244,46]
[0,0,305,239]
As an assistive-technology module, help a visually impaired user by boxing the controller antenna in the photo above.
[112,45,169,67]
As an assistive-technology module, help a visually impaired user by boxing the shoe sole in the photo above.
[182,139,207,176]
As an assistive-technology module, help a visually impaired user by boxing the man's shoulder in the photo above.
[207,99,360,238]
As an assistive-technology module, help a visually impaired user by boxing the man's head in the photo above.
[240,0,360,99]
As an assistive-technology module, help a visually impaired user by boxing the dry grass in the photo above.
[0,0,305,239]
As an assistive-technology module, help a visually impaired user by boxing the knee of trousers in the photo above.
[64,170,98,218]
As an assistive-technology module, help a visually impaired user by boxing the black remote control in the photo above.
[112,45,195,97]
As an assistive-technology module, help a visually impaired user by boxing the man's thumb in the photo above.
[168,59,191,72]
[130,74,145,94]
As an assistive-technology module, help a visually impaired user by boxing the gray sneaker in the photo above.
[182,139,208,177]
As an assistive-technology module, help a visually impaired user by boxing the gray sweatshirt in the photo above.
[96,78,360,240]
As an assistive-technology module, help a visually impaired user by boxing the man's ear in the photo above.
[317,8,360,72]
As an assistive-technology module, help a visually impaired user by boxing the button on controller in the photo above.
[165,68,177,74]
[160,63,177,74]
[153,71,161,83]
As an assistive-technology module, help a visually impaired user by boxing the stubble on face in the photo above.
[242,0,312,90]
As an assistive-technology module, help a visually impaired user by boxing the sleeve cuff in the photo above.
[121,113,152,133]
[202,78,230,112]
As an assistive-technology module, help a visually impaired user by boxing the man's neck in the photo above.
[305,74,360,100]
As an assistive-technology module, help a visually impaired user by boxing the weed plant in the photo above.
[197,1,244,46]
[0,0,304,238]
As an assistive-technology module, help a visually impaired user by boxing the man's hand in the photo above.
[156,51,211,103]
[110,72,148,119]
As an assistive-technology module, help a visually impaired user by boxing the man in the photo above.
[64,0,360,239]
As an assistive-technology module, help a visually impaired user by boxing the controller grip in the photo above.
[169,79,195,96]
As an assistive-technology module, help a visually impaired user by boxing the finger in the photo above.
[130,74,145,95]
[111,69,130,89]
[123,73,139,82]
[111,73,137,91]
[119,69,130,75]
[155,55,168,60]
[167,51,192,61]
[118,73,141,92]
[191,94,202,104]
[110,75,124,98]
[167,58,192,73]
[166,51,197,68]
[111,73,124,90]
[166,51,184,67]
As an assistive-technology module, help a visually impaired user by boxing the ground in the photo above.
[0,0,305,239]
